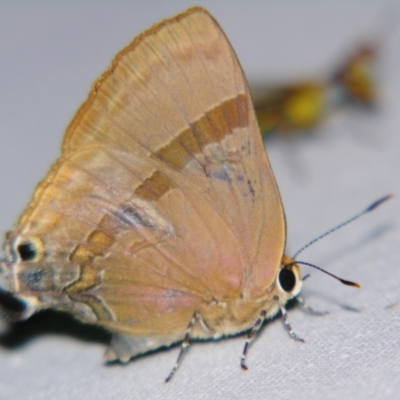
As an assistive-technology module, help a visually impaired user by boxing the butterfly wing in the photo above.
[7,8,285,342]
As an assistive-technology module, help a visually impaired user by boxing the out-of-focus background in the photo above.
[0,2,399,399]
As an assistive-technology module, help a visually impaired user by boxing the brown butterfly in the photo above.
[0,7,381,382]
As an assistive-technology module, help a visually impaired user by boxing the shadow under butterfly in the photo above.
[0,7,390,382]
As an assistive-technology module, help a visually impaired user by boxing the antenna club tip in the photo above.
[366,195,393,212]
[342,280,361,288]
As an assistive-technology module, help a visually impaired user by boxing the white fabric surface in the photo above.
[0,2,399,399]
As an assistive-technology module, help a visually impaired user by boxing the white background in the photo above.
[0,1,399,399]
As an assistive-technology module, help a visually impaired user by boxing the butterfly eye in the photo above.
[278,268,296,292]
[16,240,40,262]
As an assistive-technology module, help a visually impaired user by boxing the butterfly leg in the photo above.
[165,311,209,383]
[296,296,329,316]
[240,310,267,370]
[279,303,304,342]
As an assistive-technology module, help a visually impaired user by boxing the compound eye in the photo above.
[278,268,296,292]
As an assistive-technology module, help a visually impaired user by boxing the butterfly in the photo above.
[0,7,374,382]
[250,44,377,136]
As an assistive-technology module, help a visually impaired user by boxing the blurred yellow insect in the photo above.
[251,45,377,136]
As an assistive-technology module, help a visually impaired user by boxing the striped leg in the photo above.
[165,312,210,383]
[240,310,267,370]
[279,303,304,342]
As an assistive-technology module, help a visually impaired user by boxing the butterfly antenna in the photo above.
[291,260,360,288]
[293,195,392,259]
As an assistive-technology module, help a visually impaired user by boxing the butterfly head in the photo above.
[275,255,303,304]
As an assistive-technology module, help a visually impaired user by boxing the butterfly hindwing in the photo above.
[8,8,285,348]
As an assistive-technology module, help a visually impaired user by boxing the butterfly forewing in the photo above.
[10,8,285,337]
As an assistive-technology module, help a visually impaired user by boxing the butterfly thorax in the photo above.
[190,255,302,339]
